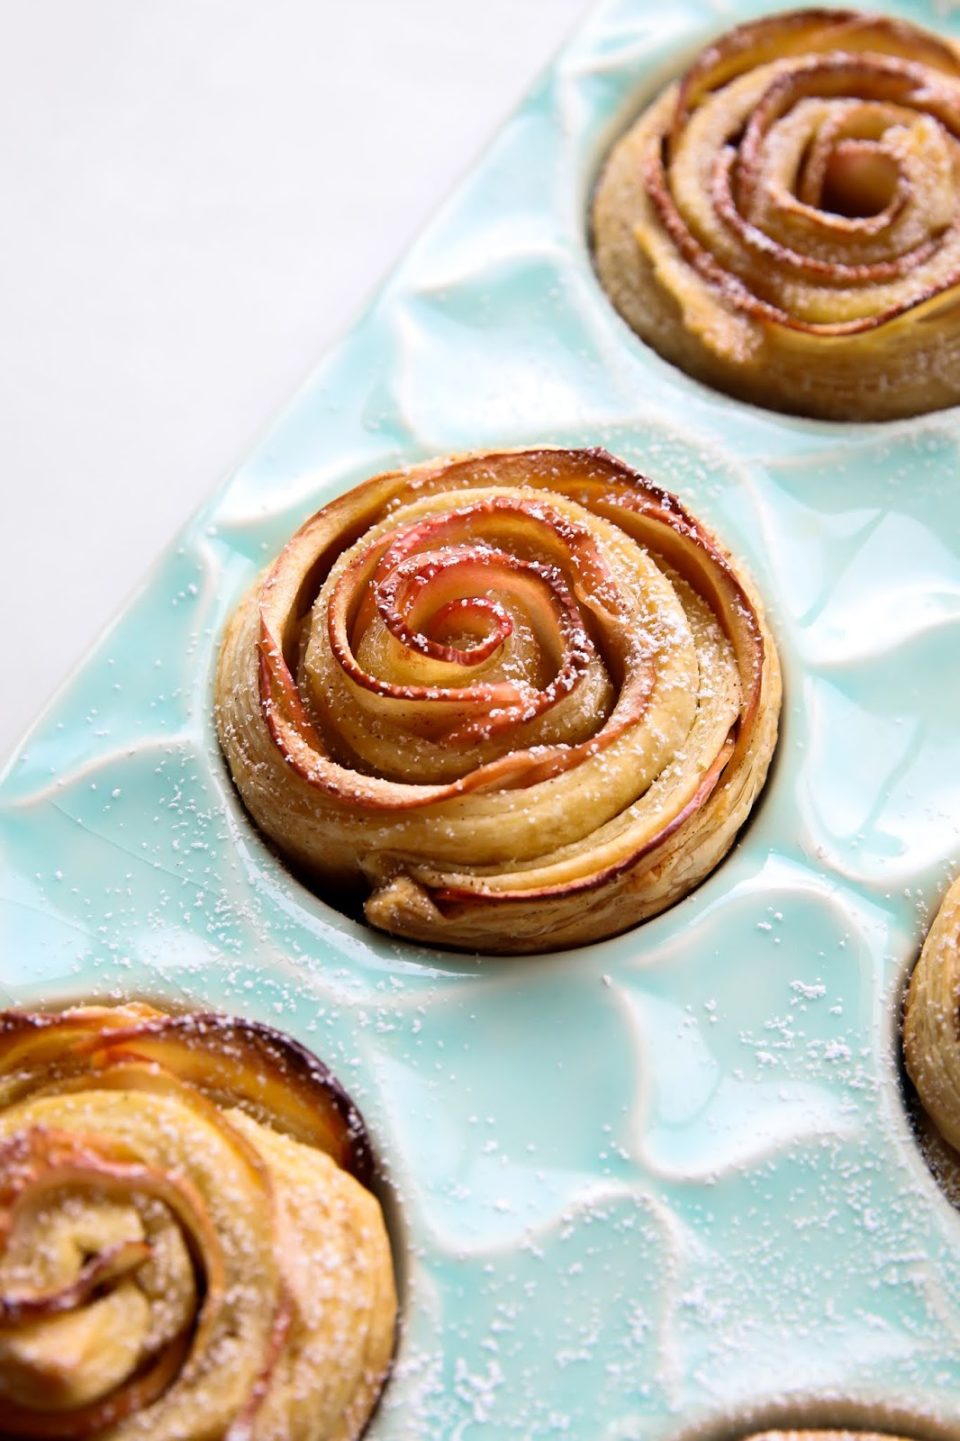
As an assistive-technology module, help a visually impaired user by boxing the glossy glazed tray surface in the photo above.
[4,0,960,1436]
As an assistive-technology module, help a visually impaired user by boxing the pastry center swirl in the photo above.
[305,488,685,786]
[659,51,960,326]
[0,1126,201,1424]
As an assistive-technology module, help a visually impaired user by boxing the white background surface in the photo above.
[0,0,591,764]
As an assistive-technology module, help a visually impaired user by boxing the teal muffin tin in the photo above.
[3,0,960,1436]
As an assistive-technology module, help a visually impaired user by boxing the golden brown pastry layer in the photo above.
[744,1433,917,1440]
[0,1003,396,1441]
[903,872,960,1197]
[215,447,780,953]
[593,8,960,420]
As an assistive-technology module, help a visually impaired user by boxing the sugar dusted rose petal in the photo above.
[0,1005,371,1182]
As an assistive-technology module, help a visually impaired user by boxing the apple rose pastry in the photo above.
[215,447,780,953]
[0,1002,396,1441]
[903,873,960,1203]
[592,8,960,420]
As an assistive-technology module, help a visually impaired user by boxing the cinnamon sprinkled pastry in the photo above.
[0,1003,396,1440]
[744,1434,917,1440]
[593,8,960,420]
[215,448,780,953]
[903,873,960,1200]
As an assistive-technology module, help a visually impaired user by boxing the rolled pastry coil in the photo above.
[903,873,960,1200]
[216,447,781,954]
[0,1003,396,1441]
[593,8,960,420]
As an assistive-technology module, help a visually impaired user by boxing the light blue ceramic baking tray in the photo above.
[4,0,960,1436]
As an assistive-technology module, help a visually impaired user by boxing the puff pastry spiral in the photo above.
[0,1003,396,1441]
[216,448,780,953]
[593,8,960,420]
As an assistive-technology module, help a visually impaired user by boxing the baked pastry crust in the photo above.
[215,447,781,953]
[744,1433,918,1440]
[592,8,960,421]
[0,1003,396,1441]
[903,872,960,1199]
